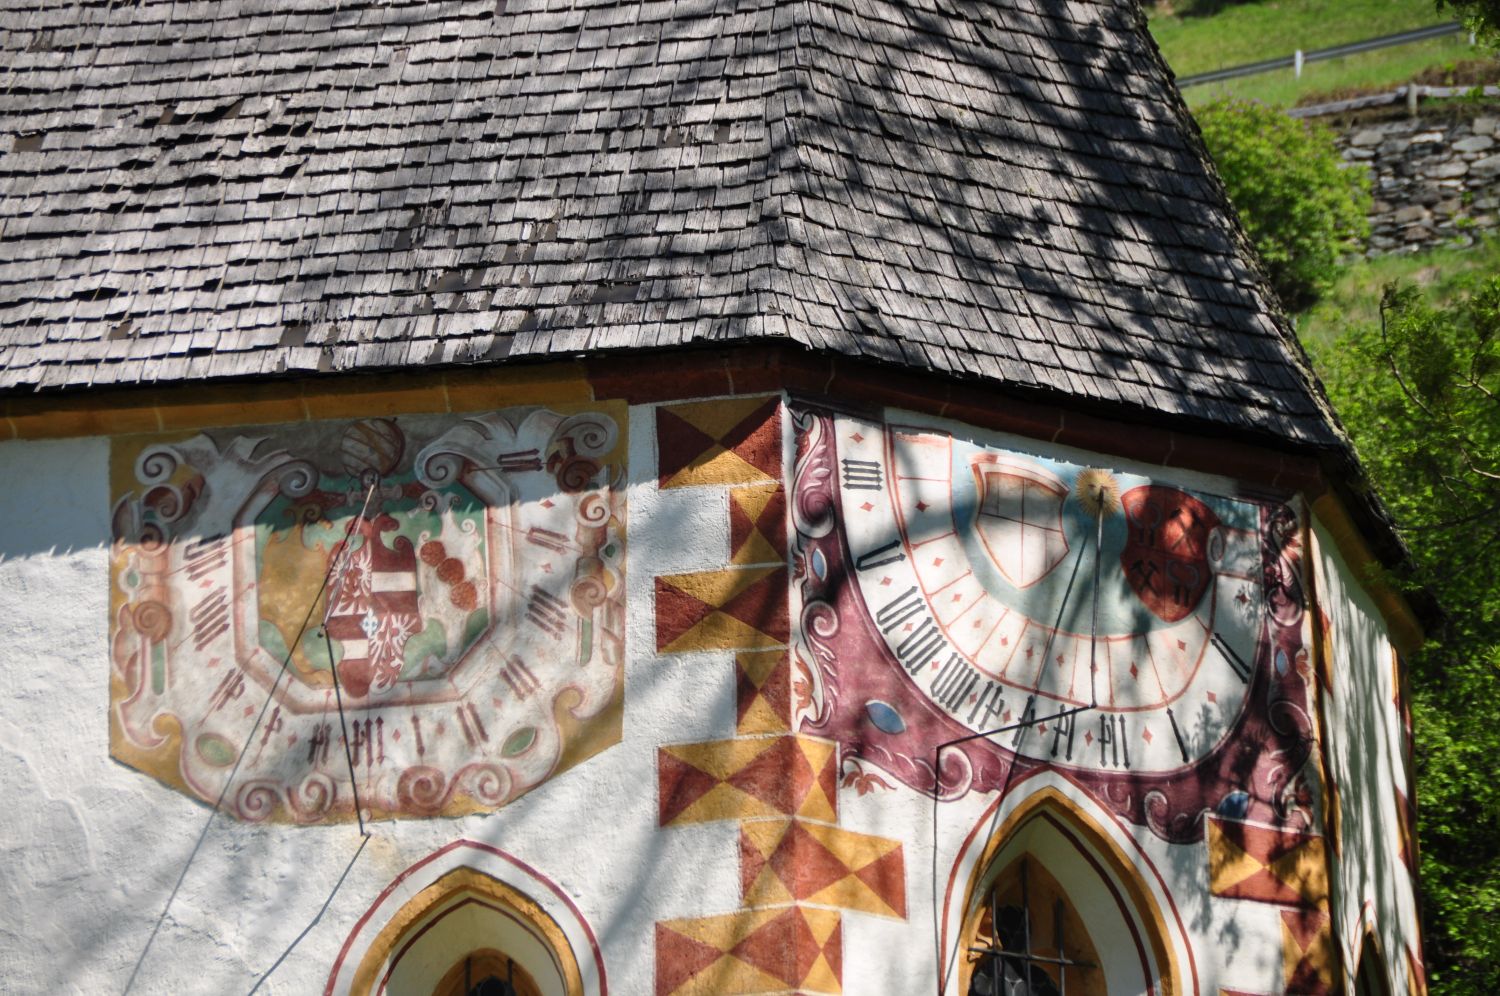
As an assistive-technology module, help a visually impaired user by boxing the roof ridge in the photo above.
[0,0,1344,451]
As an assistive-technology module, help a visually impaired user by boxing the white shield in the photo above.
[970,455,1070,589]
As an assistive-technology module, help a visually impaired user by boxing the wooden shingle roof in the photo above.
[0,0,1340,449]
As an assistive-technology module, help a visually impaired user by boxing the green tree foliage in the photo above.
[1311,280,1500,994]
[1195,99,1372,311]
[1439,0,1500,41]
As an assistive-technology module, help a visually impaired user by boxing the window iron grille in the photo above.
[968,858,1097,996]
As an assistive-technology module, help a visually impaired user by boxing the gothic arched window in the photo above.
[951,788,1191,996]
[1352,935,1393,996]
[434,949,544,996]
[967,856,1104,996]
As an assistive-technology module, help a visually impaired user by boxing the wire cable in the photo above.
[123,479,377,995]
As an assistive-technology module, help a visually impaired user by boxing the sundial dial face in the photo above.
[109,405,627,822]
[792,404,1315,841]
[835,415,1265,773]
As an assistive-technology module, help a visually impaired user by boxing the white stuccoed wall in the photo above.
[1312,519,1425,993]
[0,401,1422,996]
[0,412,742,995]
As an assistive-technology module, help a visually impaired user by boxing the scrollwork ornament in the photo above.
[555,456,601,493]
[136,445,182,486]
[236,780,283,823]
[143,480,200,524]
[576,492,610,527]
[110,405,628,824]
[570,572,609,614]
[131,600,173,642]
[396,766,450,816]
[790,408,837,541]
[552,412,617,460]
[273,459,320,499]
[288,771,338,823]
[456,763,512,807]
[416,449,469,489]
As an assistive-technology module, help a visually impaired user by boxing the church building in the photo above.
[0,0,1425,993]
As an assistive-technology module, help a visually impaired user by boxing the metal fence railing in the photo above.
[1290,84,1500,119]
[1177,22,1468,88]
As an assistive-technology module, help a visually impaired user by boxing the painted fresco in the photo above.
[108,405,626,822]
[790,401,1323,844]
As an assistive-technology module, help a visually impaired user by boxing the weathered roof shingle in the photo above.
[0,0,1338,448]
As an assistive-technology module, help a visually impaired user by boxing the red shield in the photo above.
[1120,486,1220,623]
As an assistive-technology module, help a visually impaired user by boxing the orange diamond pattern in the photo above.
[740,819,907,918]
[656,566,790,653]
[736,649,795,735]
[655,906,842,996]
[730,482,788,565]
[658,736,838,826]
[651,396,901,996]
[657,395,781,490]
[1207,816,1338,996]
[1207,816,1329,909]
[1281,909,1337,996]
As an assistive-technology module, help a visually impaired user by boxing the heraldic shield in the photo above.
[108,405,627,823]
[969,455,1070,590]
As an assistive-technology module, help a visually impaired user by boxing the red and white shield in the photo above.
[970,455,1070,589]
[325,513,421,698]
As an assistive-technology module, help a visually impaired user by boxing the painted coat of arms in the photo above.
[109,405,626,822]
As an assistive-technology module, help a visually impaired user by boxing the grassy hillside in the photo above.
[1298,236,1500,345]
[1147,0,1485,106]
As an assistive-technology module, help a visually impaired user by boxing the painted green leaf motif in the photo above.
[502,727,536,757]
[195,733,235,767]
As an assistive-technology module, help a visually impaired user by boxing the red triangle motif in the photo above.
[654,577,718,651]
[771,821,853,900]
[754,484,788,557]
[1281,908,1330,951]
[1286,951,1335,996]
[761,651,793,724]
[656,407,722,485]
[657,751,723,826]
[814,743,839,816]
[1220,818,1313,865]
[729,492,754,558]
[717,568,789,642]
[726,737,814,815]
[736,651,792,730]
[821,916,844,984]
[734,663,761,730]
[1217,867,1304,905]
[730,907,818,986]
[739,824,771,898]
[720,397,782,479]
[655,922,727,996]
[853,845,907,917]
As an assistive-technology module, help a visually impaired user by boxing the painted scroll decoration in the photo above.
[109,405,626,822]
[792,403,1319,843]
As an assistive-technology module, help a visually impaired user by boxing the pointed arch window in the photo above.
[342,865,585,995]
[950,789,1186,996]
[967,857,1102,996]
[1352,935,1392,996]
[434,949,544,996]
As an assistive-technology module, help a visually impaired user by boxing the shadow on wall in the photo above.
[0,436,112,563]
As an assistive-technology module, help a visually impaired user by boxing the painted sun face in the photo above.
[831,413,1269,774]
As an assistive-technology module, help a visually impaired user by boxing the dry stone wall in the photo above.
[1333,109,1500,254]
